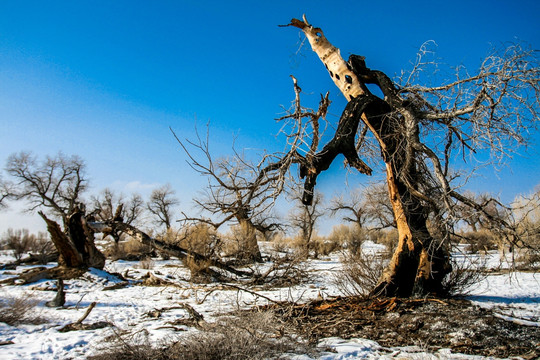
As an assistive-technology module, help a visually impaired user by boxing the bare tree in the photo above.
[289,191,325,257]
[270,16,540,297]
[0,175,12,209]
[90,188,144,242]
[2,152,105,270]
[329,187,371,230]
[174,127,288,262]
[147,184,179,230]
[4,152,87,228]
[2,228,34,261]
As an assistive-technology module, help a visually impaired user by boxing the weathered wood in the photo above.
[88,221,251,278]
[46,279,65,308]
[288,16,451,297]
[39,208,105,270]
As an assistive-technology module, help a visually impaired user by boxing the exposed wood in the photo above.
[58,302,110,332]
[39,208,105,270]
[288,16,452,297]
[45,279,65,308]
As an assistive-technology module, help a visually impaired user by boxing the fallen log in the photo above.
[88,221,251,278]
[58,302,110,332]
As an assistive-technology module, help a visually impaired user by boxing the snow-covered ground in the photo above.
[0,242,538,359]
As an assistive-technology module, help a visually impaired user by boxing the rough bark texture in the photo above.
[39,208,105,270]
[289,17,451,297]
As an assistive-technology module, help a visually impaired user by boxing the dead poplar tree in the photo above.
[90,188,144,243]
[2,152,105,270]
[278,16,539,297]
[174,128,287,262]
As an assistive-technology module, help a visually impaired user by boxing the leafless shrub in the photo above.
[516,250,540,270]
[327,224,365,255]
[185,255,214,283]
[222,223,264,261]
[90,312,311,360]
[137,257,155,270]
[441,250,488,297]
[269,233,291,254]
[0,292,46,325]
[461,230,499,253]
[312,237,340,257]
[333,249,390,298]
[249,252,310,288]
[374,229,399,252]
[105,238,154,261]
[29,231,55,264]
[178,223,221,258]
[2,228,34,261]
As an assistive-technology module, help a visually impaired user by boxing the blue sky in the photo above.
[1,0,539,234]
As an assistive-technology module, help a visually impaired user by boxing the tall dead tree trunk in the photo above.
[39,207,105,270]
[288,16,451,297]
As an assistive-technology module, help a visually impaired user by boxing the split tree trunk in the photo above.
[39,207,105,270]
[290,16,451,297]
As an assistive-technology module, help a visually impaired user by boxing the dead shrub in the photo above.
[0,292,46,325]
[137,257,155,270]
[516,249,540,270]
[178,223,221,258]
[105,238,155,261]
[221,223,265,262]
[248,251,310,288]
[327,224,365,255]
[462,230,499,253]
[154,228,183,259]
[269,233,291,254]
[29,232,56,264]
[2,228,34,261]
[441,250,488,297]
[185,255,214,283]
[374,229,399,252]
[332,249,390,297]
[312,238,340,257]
[89,311,311,360]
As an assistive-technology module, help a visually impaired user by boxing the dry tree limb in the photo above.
[58,302,110,332]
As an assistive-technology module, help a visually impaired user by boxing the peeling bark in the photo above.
[39,208,105,270]
[288,16,451,297]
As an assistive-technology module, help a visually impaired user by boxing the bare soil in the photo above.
[264,296,540,359]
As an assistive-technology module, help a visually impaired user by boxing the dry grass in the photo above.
[89,311,311,360]
[0,292,46,326]
[137,257,155,270]
[105,238,155,261]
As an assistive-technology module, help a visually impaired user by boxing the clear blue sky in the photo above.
[1,0,539,234]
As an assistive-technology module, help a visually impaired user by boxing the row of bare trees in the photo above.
[0,152,180,269]
[0,152,180,233]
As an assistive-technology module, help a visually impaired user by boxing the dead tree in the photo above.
[289,191,325,257]
[329,188,371,230]
[2,152,105,270]
[278,16,539,297]
[147,184,179,230]
[90,188,144,243]
[39,207,105,269]
[173,127,289,262]
[330,184,396,232]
